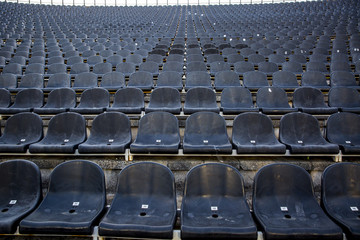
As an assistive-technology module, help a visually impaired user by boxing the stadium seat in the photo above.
[15,73,44,91]
[232,112,286,154]
[186,61,207,72]
[0,88,11,108]
[69,63,89,75]
[258,62,279,74]
[2,63,22,76]
[46,63,67,75]
[279,112,339,154]
[214,71,240,90]
[301,71,330,89]
[93,62,112,76]
[234,62,254,74]
[243,71,269,89]
[78,112,131,153]
[20,160,106,235]
[34,88,76,114]
[70,88,109,114]
[116,62,136,77]
[293,87,338,114]
[127,71,153,90]
[321,162,360,240]
[156,71,183,90]
[107,88,144,114]
[181,163,257,239]
[100,72,125,90]
[220,87,258,114]
[29,112,86,153]
[0,160,42,234]
[0,113,43,152]
[99,162,176,238]
[331,71,359,88]
[183,112,232,153]
[0,74,17,89]
[209,61,231,74]
[257,87,298,114]
[0,88,43,114]
[145,87,181,114]
[72,72,98,89]
[326,112,360,153]
[328,87,360,113]
[253,163,343,240]
[281,61,304,74]
[272,71,299,89]
[139,61,159,75]
[184,87,219,114]
[185,71,212,90]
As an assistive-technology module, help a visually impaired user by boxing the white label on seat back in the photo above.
[203,140,208,144]
[280,206,288,212]
[108,139,114,143]
[9,200,17,205]
[156,139,161,143]
[20,139,26,142]
[250,140,256,144]
[346,141,351,144]
[350,207,358,211]
[211,206,218,211]
[72,202,80,206]
[142,204,149,209]
[297,140,303,144]
[64,139,69,143]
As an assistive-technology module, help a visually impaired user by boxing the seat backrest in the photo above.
[12,89,43,108]
[328,87,360,108]
[77,88,109,108]
[322,163,360,206]
[0,159,42,212]
[215,71,240,88]
[19,73,43,88]
[184,163,245,197]
[3,63,22,75]
[46,73,71,89]
[100,72,125,88]
[301,71,328,87]
[232,112,278,144]
[47,160,105,201]
[113,88,144,108]
[116,62,136,75]
[272,71,298,87]
[253,163,316,209]
[184,112,229,144]
[70,63,89,74]
[326,112,360,145]
[128,71,153,86]
[73,72,98,88]
[331,71,357,87]
[149,87,180,106]
[0,74,17,89]
[45,112,86,142]
[186,61,207,72]
[135,111,180,144]
[257,87,291,108]
[279,112,326,145]
[293,87,328,108]
[1,112,43,143]
[45,88,76,108]
[185,87,217,106]
[157,72,183,88]
[47,63,66,75]
[139,61,159,73]
[93,62,112,75]
[186,71,211,87]
[243,71,268,87]
[116,162,175,199]
[89,112,131,142]
[0,88,11,108]
[221,87,253,108]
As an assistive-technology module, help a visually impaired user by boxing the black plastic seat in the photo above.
[243,71,269,89]
[214,71,240,90]
[272,71,299,89]
[183,112,232,154]
[46,63,67,75]
[322,162,360,240]
[156,71,183,90]
[326,112,360,153]
[127,71,153,91]
[70,88,109,114]
[0,113,43,152]
[15,73,44,91]
[306,61,328,73]
[328,87,360,113]
[253,163,343,240]
[100,72,125,90]
[331,71,359,88]
[220,87,258,114]
[0,74,17,89]
[99,162,176,238]
[234,62,254,74]
[184,87,219,114]
[257,87,298,114]
[70,63,89,75]
[116,62,136,77]
[282,61,304,74]
[130,112,180,153]
[301,71,330,89]
[0,88,11,108]
[185,71,212,90]
[25,63,44,75]
[20,160,105,235]
[93,62,112,76]
[181,163,257,239]
[2,63,22,76]
[293,87,338,114]
[29,112,86,153]
[139,61,159,75]
[162,61,184,73]
[145,87,181,114]
[0,88,43,114]
[232,112,286,153]
[72,72,98,89]
[34,88,76,114]
[279,112,339,154]
[0,160,42,233]
[44,73,71,91]
[107,88,144,114]
[186,61,207,72]
[78,112,131,153]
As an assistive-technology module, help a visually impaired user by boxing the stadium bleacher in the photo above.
[0,0,360,238]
